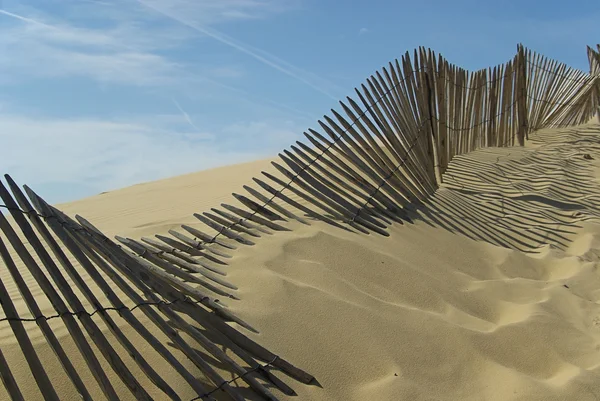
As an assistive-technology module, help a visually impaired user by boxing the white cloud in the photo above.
[0,3,316,119]
[359,27,368,35]
[0,113,298,203]
[0,8,191,86]
[0,2,314,203]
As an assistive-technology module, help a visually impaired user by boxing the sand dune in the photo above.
[56,159,278,240]
[224,122,600,401]
[3,122,599,400]
[1,40,598,401]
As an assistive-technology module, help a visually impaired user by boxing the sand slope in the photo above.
[226,122,600,400]
[2,122,600,400]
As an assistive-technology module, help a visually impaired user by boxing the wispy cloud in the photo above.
[359,27,369,36]
[0,112,299,203]
[136,0,343,100]
[0,1,319,203]
[0,7,188,86]
[0,4,321,119]
[0,9,52,26]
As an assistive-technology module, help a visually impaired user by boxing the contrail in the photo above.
[0,9,56,29]
[0,6,316,121]
[172,98,201,131]
[136,0,342,100]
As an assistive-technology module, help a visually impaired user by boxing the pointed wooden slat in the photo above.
[242,185,310,225]
[138,238,236,292]
[143,236,229,279]
[172,299,316,385]
[116,236,238,299]
[211,207,273,235]
[193,213,255,245]
[220,203,290,232]
[181,224,238,249]
[289,144,398,223]
[231,193,285,222]
[156,233,228,266]
[142,236,205,264]
[170,323,281,401]
[252,176,350,231]
[171,228,234,256]
[298,136,404,217]
[202,211,263,238]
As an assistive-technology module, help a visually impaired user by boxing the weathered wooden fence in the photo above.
[163,44,598,242]
[0,177,314,401]
[1,44,599,400]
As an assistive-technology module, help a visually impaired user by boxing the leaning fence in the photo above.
[0,43,599,401]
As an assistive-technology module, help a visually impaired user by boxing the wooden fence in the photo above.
[0,177,314,401]
[164,44,599,241]
[1,44,599,400]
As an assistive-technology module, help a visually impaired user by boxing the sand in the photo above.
[2,121,600,400]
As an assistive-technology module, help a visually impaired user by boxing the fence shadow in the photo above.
[408,124,600,253]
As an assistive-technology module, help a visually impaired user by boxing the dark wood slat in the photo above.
[193,214,255,245]
[242,184,310,225]
[181,224,238,249]
[231,193,285,222]
[211,207,273,235]
[157,233,229,266]
[220,203,290,231]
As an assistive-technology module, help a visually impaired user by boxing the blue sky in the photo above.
[0,0,598,204]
